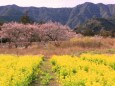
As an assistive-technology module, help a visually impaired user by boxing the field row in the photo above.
[0,55,43,86]
[1,54,115,86]
[80,53,115,70]
[51,54,115,86]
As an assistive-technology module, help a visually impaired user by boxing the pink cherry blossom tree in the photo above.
[1,22,76,48]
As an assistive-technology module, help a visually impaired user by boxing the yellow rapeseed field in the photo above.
[51,54,115,86]
[0,54,43,86]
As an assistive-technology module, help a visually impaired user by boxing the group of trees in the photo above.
[74,18,115,37]
[1,10,115,49]
[99,29,115,37]
[0,11,76,48]
[75,27,115,37]
[74,27,95,36]
[0,22,75,48]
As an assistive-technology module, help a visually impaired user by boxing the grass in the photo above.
[0,37,115,56]
[30,58,58,86]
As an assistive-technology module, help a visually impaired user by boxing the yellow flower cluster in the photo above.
[80,53,115,70]
[51,54,115,86]
[0,54,43,86]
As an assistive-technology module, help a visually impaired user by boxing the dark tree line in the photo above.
[74,27,115,37]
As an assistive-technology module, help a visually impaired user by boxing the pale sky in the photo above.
[0,0,115,8]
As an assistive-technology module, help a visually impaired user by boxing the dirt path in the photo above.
[30,58,59,86]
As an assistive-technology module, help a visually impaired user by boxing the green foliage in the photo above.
[20,11,32,24]
[72,68,77,74]
[20,15,31,24]
[40,72,52,85]
[75,18,115,37]
[82,29,95,36]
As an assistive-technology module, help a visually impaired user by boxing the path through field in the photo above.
[30,58,59,86]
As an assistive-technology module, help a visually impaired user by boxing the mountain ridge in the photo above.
[0,2,115,28]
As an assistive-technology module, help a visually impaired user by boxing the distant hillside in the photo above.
[74,18,115,36]
[86,18,115,30]
[1,2,115,28]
